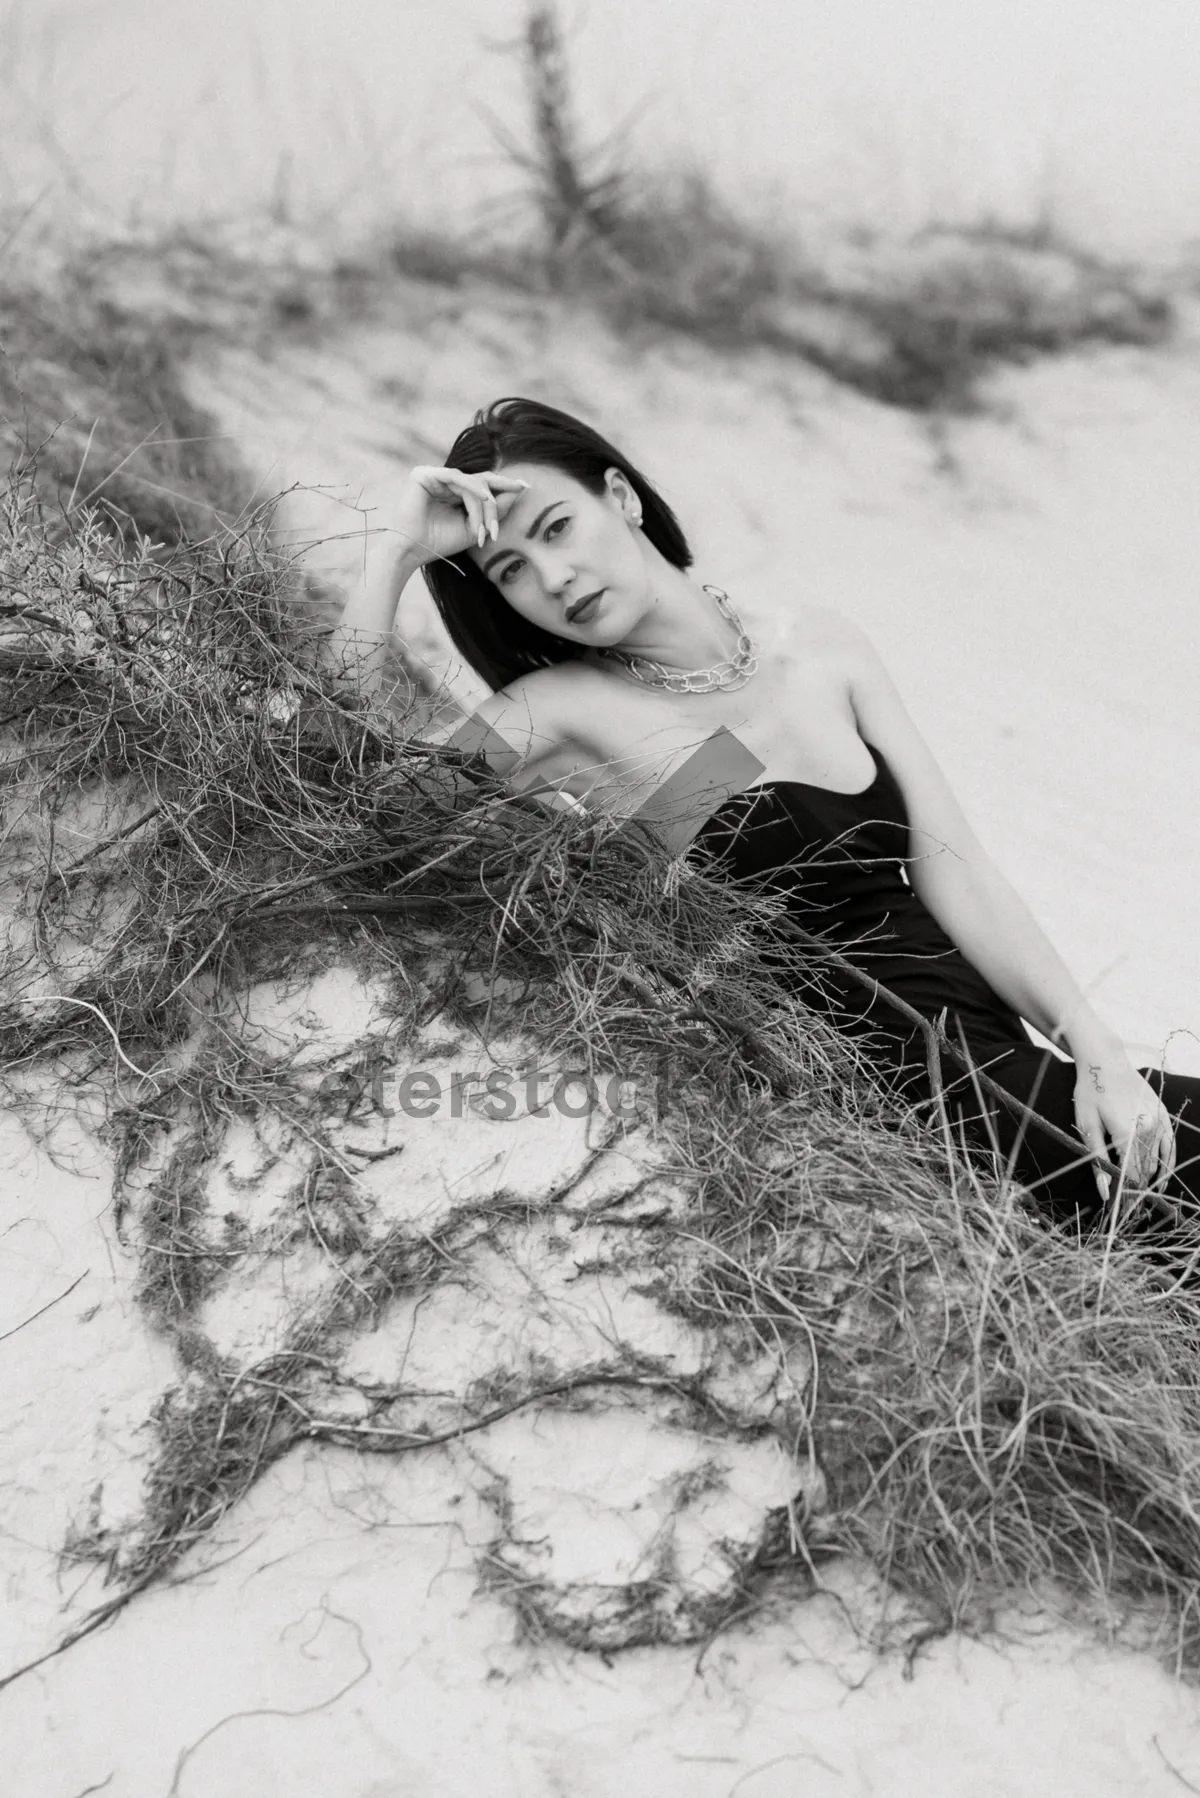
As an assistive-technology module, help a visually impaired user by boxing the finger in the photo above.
[460,475,505,545]
[418,466,488,506]
[414,469,479,530]
[484,474,529,535]
[1158,1121,1177,1186]
[437,478,482,546]
[1077,1119,1110,1201]
[1151,1139,1170,1191]
[427,470,523,541]
[1083,1137,1110,1201]
[464,493,487,548]
[414,464,475,491]
[1130,1115,1163,1188]
[1108,1143,1150,1218]
[1113,1133,1144,1196]
[1154,1103,1177,1179]
[1110,1130,1138,1184]
[1140,1136,1164,1189]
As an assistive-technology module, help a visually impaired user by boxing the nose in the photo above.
[537,552,576,598]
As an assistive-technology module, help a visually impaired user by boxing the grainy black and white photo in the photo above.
[4,3,1200,1792]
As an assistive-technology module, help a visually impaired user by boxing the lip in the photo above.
[565,588,604,625]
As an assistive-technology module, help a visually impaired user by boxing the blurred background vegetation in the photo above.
[2,0,1190,551]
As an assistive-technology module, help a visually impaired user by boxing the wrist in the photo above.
[388,544,430,591]
[377,539,429,596]
[1053,1010,1127,1065]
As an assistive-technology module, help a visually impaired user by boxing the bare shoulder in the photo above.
[770,606,875,713]
[510,658,607,696]
[496,659,607,742]
[794,604,873,663]
[795,605,925,735]
[473,659,577,718]
[458,658,607,768]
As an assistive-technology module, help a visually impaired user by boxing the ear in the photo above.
[604,466,641,523]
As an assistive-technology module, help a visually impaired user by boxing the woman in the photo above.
[333,396,1200,1240]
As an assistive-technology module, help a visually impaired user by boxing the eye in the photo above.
[495,515,568,584]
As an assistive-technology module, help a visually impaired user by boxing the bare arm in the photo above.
[327,545,428,693]
[837,612,1125,1063]
[837,612,1188,1201]
[324,466,529,695]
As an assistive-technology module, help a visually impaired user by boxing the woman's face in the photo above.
[464,460,652,648]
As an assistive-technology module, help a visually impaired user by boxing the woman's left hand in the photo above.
[1072,1053,1177,1211]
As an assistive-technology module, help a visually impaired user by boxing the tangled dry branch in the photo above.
[6,464,1200,1685]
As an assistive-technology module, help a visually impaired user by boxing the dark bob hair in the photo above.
[422,396,693,692]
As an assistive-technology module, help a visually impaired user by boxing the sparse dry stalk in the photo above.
[6,413,1200,1685]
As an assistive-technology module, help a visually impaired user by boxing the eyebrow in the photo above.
[480,503,562,576]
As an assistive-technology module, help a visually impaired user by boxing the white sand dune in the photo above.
[197,279,1200,1070]
[6,281,1200,1795]
[7,1087,1200,1798]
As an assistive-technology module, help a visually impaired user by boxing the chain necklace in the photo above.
[596,585,759,694]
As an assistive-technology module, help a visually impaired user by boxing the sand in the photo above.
[5,280,1200,1795]
[196,279,1200,1069]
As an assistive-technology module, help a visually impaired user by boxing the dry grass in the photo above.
[0,0,1196,1699]
[5,448,1200,1688]
[0,251,256,541]
[1,165,1198,1679]
[0,0,1181,431]
[458,0,1176,412]
[669,1084,1200,1661]
[0,86,1174,446]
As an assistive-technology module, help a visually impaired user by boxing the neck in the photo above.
[603,553,739,670]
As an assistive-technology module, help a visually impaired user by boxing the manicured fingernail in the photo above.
[489,519,498,540]
[477,526,485,546]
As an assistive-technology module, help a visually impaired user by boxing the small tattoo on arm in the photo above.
[1088,1063,1106,1094]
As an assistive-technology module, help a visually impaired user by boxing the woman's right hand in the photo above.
[393,466,530,568]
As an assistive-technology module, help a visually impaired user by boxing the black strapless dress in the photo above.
[687,739,1200,1233]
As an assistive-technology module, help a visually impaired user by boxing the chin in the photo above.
[589,599,640,645]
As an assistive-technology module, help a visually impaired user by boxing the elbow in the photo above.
[906,843,1004,936]
[322,620,383,689]
[906,824,997,899]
